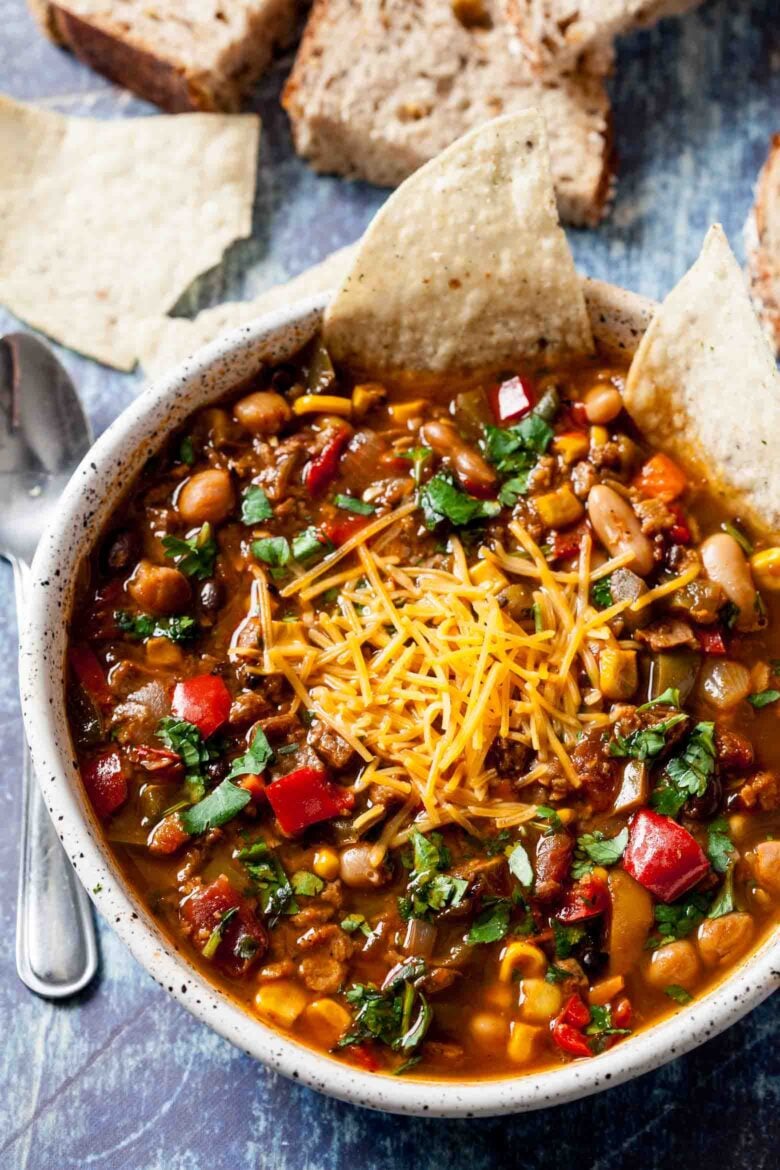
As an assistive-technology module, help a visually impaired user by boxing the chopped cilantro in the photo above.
[400,446,432,487]
[551,920,586,959]
[292,526,332,563]
[706,817,735,875]
[419,471,501,531]
[708,867,736,919]
[334,494,375,515]
[609,713,687,761]
[291,870,325,897]
[341,913,372,937]
[483,829,512,856]
[571,828,629,880]
[226,726,274,781]
[498,474,530,507]
[466,898,512,945]
[585,1003,631,1052]
[115,610,198,643]
[651,721,716,817]
[639,688,681,710]
[647,891,711,948]
[747,689,780,709]
[719,600,741,630]
[252,535,290,568]
[339,959,431,1053]
[664,984,693,1005]
[241,484,273,524]
[201,906,238,959]
[591,576,613,610]
[400,830,468,921]
[92,883,103,894]
[507,842,533,888]
[535,805,564,834]
[545,964,571,985]
[482,414,553,476]
[162,524,217,579]
[180,780,251,836]
[238,840,297,923]
[156,716,213,802]
[179,436,195,466]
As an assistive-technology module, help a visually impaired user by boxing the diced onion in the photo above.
[699,659,751,710]
[403,918,437,958]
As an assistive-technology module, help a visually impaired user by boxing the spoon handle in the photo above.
[14,557,98,998]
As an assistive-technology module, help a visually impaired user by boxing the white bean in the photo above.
[587,484,654,576]
[701,534,759,631]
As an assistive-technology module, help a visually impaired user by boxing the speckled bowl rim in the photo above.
[19,290,779,1118]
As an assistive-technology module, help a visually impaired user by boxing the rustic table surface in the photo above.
[1,1,779,1167]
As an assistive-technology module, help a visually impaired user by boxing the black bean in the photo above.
[198,578,223,612]
[206,759,229,785]
[684,776,723,820]
[580,947,608,977]
[102,529,139,574]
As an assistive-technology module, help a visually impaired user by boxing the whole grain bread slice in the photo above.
[32,0,301,112]
[746,134,780,359]
[282,0,613,226]
[505,0,703,73]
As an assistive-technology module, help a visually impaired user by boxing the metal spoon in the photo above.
[0,332,98,998]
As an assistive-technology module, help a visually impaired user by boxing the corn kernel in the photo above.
[145,637,182,667]
[555,807,576,825]
[598,647,638,701]
[352,382,387,419]
[302,998,352,1047]
[507,1021,542,1064]
[588,974,625,1007]
[292,394,352,418]
[553,431,589,465]
[254,980,309,1028]
[470,558,509,589]
[590,424,609,449]
[534,485,584,529]
[470,1011,509,1048]
[591,866,609,884]
[388,399,427,424]
[312,847,340,881]
[483,983,514,1011]
[499,941,547,983]
[728,814,752,844]
[519,978,563,1024]
[750,548,780,590]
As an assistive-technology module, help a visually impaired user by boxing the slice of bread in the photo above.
[32,0,301,112]
[746,135,780,358]
[506,0,703,73]
[282,0,613,226]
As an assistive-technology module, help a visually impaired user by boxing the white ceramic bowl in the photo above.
[19,289,779,1117]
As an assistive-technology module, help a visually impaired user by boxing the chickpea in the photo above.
[752,840,780,897]
[128,560,191,616]
[177,468,234,526]
[420,419,497,496]
[587,484,654,576]
[697,912,754,968]
[469,1011,508,1048]
[701,533,759,632]
[583,384,623,424]
[338,843,391,889]
[643,939,701,991]
[234,390,292,436]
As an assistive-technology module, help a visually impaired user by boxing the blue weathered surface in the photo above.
[0,1,779,1166]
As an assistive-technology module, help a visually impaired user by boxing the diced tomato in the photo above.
[487,376,535,424]
[69,644,112,708]
[557,874,610,922]
[304,427,351,496]
[322,513,370,547]
[131,744,183,781]
[237,774,266,803]
[349,1043,381,1072]
[559,994,591,1029]
[612,995,633,1029]
[81,749,127,818]
[634,453,688,502]
[551,1020,592,1059]
[171,674,231,738]
[549,522,588,562]
[266,766,354,835]
[623,808,710,903]
[667,503,691,545]
[180,874,267,977]
[147,813,190,855]
[695,625,727,656]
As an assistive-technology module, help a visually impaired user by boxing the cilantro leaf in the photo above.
[401,830,467,920]
[156,716,213,801]
[339,963,432,1054]
[467,899,512,945]
[706,817,735,875]
[571,828,629,879]
[341,913,372,937]
[664,984,693,1004]
[535,805,564,834]
[162,524,217,579]
[115,610,198,643]
[507,842,534,888]
[551,920,585,959]
[498,475,530,508]
[419,471,500,531]
[252,536,290,568]
[226,726,274,781]
[201,906,238,959]
[585,1003,631,1052]
[180,780,251,835]
[238,840,297,923]
[747,689,780,709]
[610,713,687,761]
[651,721,716,816]
[482,414,553,475]
[291,870,325,897]
[400,446,432,487]
[334,494,375,515]
[647,891,711,948]
[241,484,273,525]
[591,576,613,610]
[639,688,681,710]
[292,526,332,563]
[707,867,736,919]
[545,964,572,984]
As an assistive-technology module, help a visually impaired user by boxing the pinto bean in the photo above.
[643,939,701,991]
[583,384,623,424]
[700,533,759,631]
[420,419,496,496]
[234,390,292,435]
[128,560,191,615]
[177,469,234,526]
[338,843,391,889]
[587,484,654,576]
[697,913,754,968]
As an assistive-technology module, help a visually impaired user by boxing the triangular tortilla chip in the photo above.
[0,95,259,370]
[323,110,594,378]
[625,224,780,536]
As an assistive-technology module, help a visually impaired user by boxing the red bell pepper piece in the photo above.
[695,625,727,656]
[69,644,112,708]
[81,749,127,818]
[612,995,633,1029]
[171,674,231,738]
[237,774,266,803]
[560,994,591,1029]
[304,427,351,496]
[623,808,710,903]
[266,766,354,835]
[349,1043,381,1072]
[322,513,369,547]
[557,874,610,923]
[180,874,267,977]
[488,376,534,424]
[668,503,691,545]
[552,1021,593,1058]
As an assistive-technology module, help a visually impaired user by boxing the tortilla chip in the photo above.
[137,245,357,378]
[625,224,780,536]
[323,109,594,378]
[0,95,259,370]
